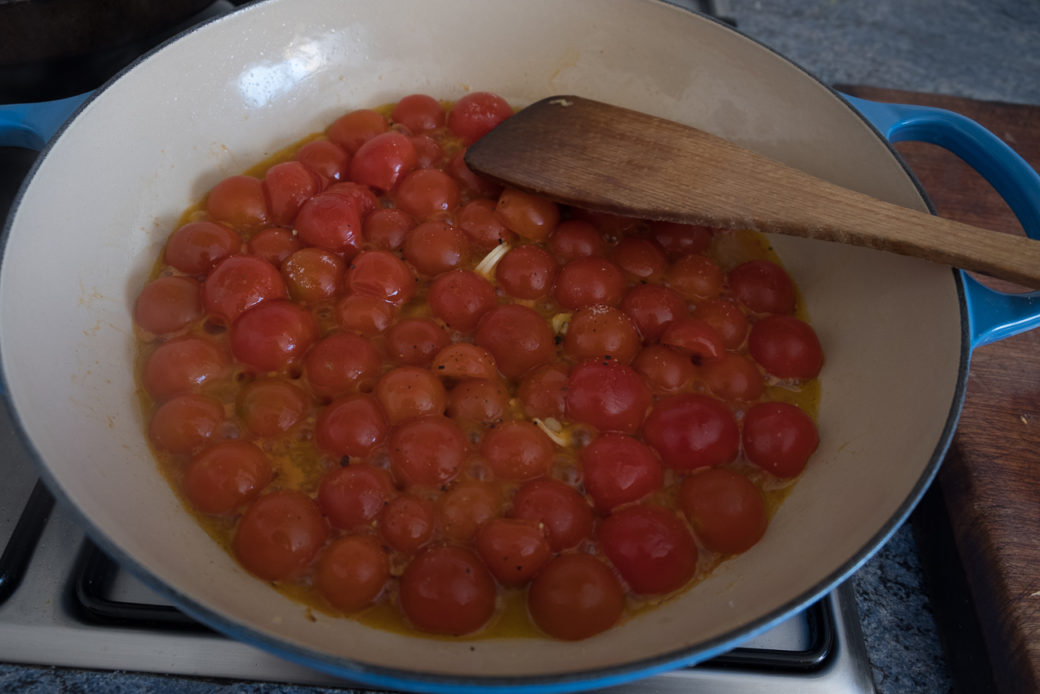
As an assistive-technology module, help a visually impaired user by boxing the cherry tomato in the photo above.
[349,132,417,191]
[660,316,726,361]
[700,353,763,401]
[392,94,446,133]
[134,276,201,334]
[375,366,447,424]
[304,332,382,399]
[324,181,379,218]
[446,91,512,144]
[645,221,712,257]
[410,134,444,169]
[379,493,436,554]
[554,257,626,309]
[294,193,363,257]
[403,221,468,276]
[748,315,823,380]
[318,463,396,529]
[164,221,241,276]
[385,317,451,366]
[202,255,287,324]
[206,174,270,231]
[263,160,320,226]
[610,236,667,280]
[346,250,416,306]
[399,546,496,635]
[281,247,345,304]
[547,220,606,261]
[247,228,301,267]
[148,393,224,454]
[599,504,696,595]
[447,378,510,426]
[729,259,796,314]
[742,401,819,478]
[394,168,461,220]
[326,108,389,153]
[184,441,273,515]
[142,336,228,401]
[517,363,570,419]
[563,305,641,365]
[679,469,767,554]
[233,490,328,581]
[692,297,748,349]
[314,534,390,612]
[389,415,467,487]
[336,294,396,336]
[237,378,310,437]
[642,394,739,470]
[618,284,688,343]
[427,269,497,332]
[475,518,551,587]
[229,300,318,371]
[315,394,390,459]
[495,245,559,300]
[446,148,503,199]
[510,478,593,551]
[480,421,554,481]
[527,554,624,641]
[579,434,663,511]
[294,138,350,185]
[495,188,559,242]
[457,198,513,249]
[474,304,555,380]
[363,208,415,250]
[431,343,498,381]
[564,359,652,434]
[665,253,723,300]
[437,480,503,542]
[631,344,697,395]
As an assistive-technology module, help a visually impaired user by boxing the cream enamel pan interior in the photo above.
[0,0,965,689]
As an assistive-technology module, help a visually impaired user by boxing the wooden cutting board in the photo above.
[840,85,1040,694]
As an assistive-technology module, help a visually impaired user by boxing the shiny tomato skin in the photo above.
[692,297,749,349]
[314,394,389,459]
[403,221,468,276]
[388,415,467,487]
[392,94,446,133]
[325,181,379,218]
[363,208,415,251]
[742,402,819,478]
[564,359,652,434]
[701,353,764,401]
[554,257,627,309]
[432,343,499,381]
[164,221,241,276]
[563,305,641,365]
[645,221,713,257]
[294,138,351,185]
[631,344,696,395]
[233,490,328,581]
[510,478,594,551]
[349,131,417,191]
[527,553,624,641]
[660,316,726,361]
[679,469,767,554]
[394,169,461,220]
[495,188,559,242]
[379,493,436,554]
[475,518,551,587]
[748,315,823,380]
[294,193,363,257]
[447,377,510,426]
[229,300,318,372]
[184,441,273,515]
[303,332,382,400]
[547,220,606,261]
[598,504,697,595]
[148,393,224,454]
[729,259,796,314]
[142,336,228,401]
[495,244,559,300]
[335,294,396,336]
[618,284,688,342]
[579,434,664,511]
[457,198,513,249]
[436,480,503,542]
[263,160,321,226]
[642,393,740,470]
[398,546,496,635]
[134,276,202,335]
[326,108,389,153]
[375,366,447,424]
[314,535,390,612]
[202,254,287,324]
[610,236,668,280]
[480,421,554,481]
[237,378,310,437]
[385,317,451,367]
[317,463,396,529]
[427,269,497,333]
[665,253,723,300]
[281,248,345,304]
[446,91,513,144]
[346,249,416,306]
[247,228,301,267]
[206,174,270,231]
[474,304,555,380]
[516,362,569,419]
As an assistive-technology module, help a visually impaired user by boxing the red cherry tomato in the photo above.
[394,169,461,220]
[437,480,503,542]
[742,401,819,478]
[392,94,446,133]
[385,317,451,366]
[692,297,748,349]
[446,148,503,199]
[631,344,696,395]
[294,138,350,185]
[516,362,570,419]
[303,332,382,400]
[510,478,593,551]
[399,546,496,635]
[610,236,668,280]
[324,181,379,217]
[748,315,823,380]
[206,174,269,231]
[375,366,447,424]
[457,198,513,249]
[642,393,739,470]
[446,91,513,144]
[480,421,554,481]
[317,464,396,529]
[679,469,767,554]
[346,250,416,306]
[660,316,726,361]
[618,284,688,343]
[281,248,345,304]
[314,394,389,459]
[403,221,469,276]
[142,336,228,401]
[729,259,796,314]
[447,378,510,426]
[294,193,363,257]
[431,343,498,381]
[263,160,320,226]
[237,378,310,437]
[564,359,652,434]
[645,221,712,257]
[700,353,763,401]
[326,108,389,153]
[598,504,697,595]
[379,493,436,554]
[427,269,497,332]
[314,535,390,612]
[164,221,241,276]
[184,441,273,514]
[148,393,224,454]
[474,304,555,380]
[554,257,626,309]
[410,134,445,169]
[363,208,415,250]
[527,553,624,641]
[349,131,417,192]
[233,490,328,581]
[495,244,559,300]
[665,253,723,300]
[335,294,396,336]
[563,305,641,365]
[229,300,318,371]
[579,434,664,511]
[247,228,301,267]
[475,518,551,587]
[495,188,559,242]
[134,276,201,335]
[547,220,606,261]
[202,255,287,324]
[388,415,467,487]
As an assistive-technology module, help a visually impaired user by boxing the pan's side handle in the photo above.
[842,93,1040,349]
[0,93,91,150]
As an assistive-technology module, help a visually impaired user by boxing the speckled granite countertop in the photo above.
[2,1,1038,692]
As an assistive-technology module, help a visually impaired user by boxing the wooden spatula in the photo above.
[464,95,1040,289]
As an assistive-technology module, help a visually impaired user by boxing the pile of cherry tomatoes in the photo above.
[133,91,822,641]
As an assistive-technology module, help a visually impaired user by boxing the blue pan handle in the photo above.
[843,94,1040,348]
[0,93,90,150]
